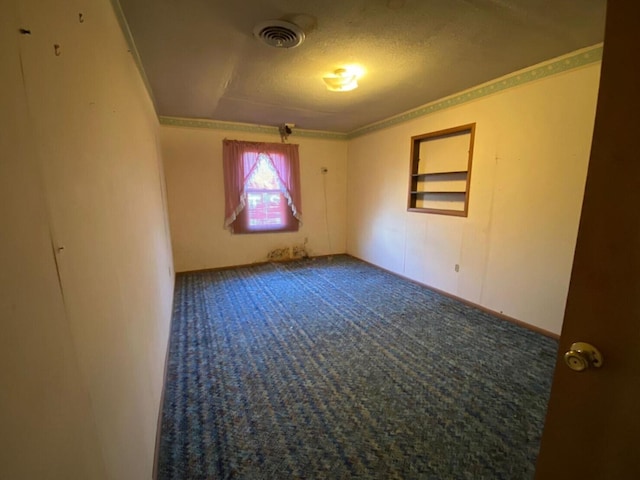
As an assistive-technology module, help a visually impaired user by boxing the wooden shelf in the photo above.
[411,170,468,177]
[407,207,467,217]
[407,123,475,217]
[410,190,466,194]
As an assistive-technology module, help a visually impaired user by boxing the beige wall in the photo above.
[161,53,599,334]
[161,126,348,271]
[1,1,598,478]
[1,0,174,479]
[347,61,601,335]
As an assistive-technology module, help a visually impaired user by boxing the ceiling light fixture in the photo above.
[323,68,358,92]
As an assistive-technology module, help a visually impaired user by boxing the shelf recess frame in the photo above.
[407,123,476,217]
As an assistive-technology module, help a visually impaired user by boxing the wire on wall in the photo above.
[321,167,332,252]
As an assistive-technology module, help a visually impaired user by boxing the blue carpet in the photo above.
[158,255,557,479]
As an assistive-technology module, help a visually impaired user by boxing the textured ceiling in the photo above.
[118,0,606,133]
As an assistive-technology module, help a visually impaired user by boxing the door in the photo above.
[535,2,640,478]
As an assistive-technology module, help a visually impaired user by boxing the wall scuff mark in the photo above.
[267,239,309,262]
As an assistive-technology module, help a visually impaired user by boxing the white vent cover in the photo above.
[253,20,305,49]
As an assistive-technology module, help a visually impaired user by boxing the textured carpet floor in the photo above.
[158,255,558,480]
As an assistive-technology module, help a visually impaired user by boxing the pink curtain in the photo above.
[223,139,302,231]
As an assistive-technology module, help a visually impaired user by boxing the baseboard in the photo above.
[152,274,176,480]
[176,253,346,275]
[176,253,559,339]
[152,252,557,474]
[153,254,345,474]
[349,254,560,340]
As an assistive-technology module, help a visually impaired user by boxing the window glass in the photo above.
[235,153,297,233]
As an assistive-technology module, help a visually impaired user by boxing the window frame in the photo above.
[233,190,298,234]
[222,140,302,234]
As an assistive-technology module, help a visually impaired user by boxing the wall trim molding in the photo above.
[179,253,560,339]
[159,116,348,141]
[152,276,176,480]
[109,0,158,115]
[353,254,560,340]
[347,43,603,139]
[159,44,601,140]
[110,3,602,144]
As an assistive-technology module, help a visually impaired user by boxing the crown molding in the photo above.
[347,44,603,139]
[109,4,602,143]
[109,0,158,115]
[159,117,349,141]
[160,44,602,140]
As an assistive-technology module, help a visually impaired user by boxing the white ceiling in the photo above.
[118,0,606,133]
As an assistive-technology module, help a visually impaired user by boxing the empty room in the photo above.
[2,0,638,479]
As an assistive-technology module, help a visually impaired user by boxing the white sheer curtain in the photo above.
[223,139,302,232]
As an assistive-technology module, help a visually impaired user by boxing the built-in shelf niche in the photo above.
[407,123,476,216]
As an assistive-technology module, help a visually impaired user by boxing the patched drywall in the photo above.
[161,125,347,271]
[347,60,601,335]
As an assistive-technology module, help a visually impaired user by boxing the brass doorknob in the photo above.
[564,342,603,372]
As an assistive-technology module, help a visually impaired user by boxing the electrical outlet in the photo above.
[454,264,460,272]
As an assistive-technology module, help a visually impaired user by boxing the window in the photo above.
[223,140,302,234]
[234,154,298,233]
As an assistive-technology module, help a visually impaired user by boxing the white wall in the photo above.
[0,0,174,479]
[161,125,348,271]
[347,61,601,335]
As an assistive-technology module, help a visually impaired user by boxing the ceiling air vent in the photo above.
[253,20,305,49]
